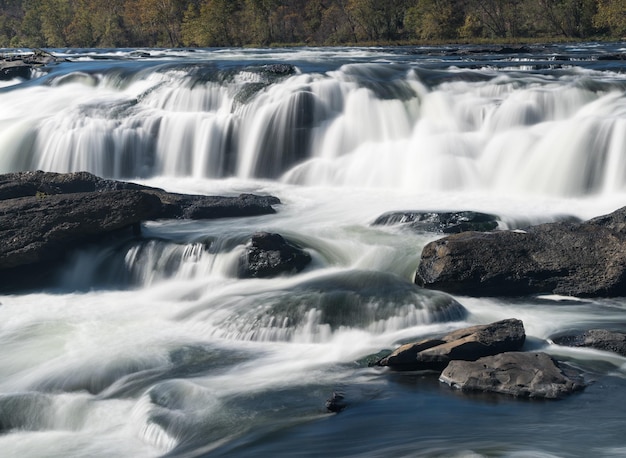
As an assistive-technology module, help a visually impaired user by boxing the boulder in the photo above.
[439,352,585,399]
[376,318,525,371]
[0,190,161,270]
[415,206,626,297]
[552,329,626,357]
[0,171,280,219]
[0,171,281,289]
[238,232,311,278]
[373,210,499,234]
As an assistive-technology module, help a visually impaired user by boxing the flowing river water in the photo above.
[1,44,626,457]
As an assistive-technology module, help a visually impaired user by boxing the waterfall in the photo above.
[1,54,625,197]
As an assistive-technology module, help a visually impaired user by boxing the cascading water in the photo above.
[2,45,626,457]
[1,48,626,196]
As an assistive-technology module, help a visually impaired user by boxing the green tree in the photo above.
[182,0,243,46]
[124,0,184,47]
[39,0,72,46]
[594,0,626,37]
[347,0,409,41]
[406,0,465,40]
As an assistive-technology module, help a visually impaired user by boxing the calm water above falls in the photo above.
[2,44,626,457]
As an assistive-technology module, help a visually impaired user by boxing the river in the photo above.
[1,43,626,457]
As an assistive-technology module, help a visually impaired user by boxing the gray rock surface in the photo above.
[552,329,626,357]
[415,206,626,297]
[376,318,525,371]
[0,171,280,289]
[440,352,585,399]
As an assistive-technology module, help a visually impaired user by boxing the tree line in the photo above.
[0,0,624,49]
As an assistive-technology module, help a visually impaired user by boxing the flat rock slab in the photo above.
[415,206,626,297]
[0,171,280,288]
[552,329,626,357]
[376,318,525,371]
[440,352,585,399]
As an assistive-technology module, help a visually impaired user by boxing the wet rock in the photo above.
[238,232,311,278]
[415,206,626,297]
[325,392,347,413]
[0,171,280,290]
[376,318,525,371]
[0,171,280,219]
[552,329,626,357]
[439,352,585,399]
[373,210,499,234]
[0,49,68,80]
[0,189,162,271]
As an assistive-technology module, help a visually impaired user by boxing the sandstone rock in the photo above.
[376,318,525,371]
[415,206,626,297]
[439,352,585,399]
[238,232,311,278]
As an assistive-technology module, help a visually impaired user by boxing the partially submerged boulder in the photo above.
[238,232,311,278]
[373,210,499,234]
[0,171,280,219]
[415,206,626,297]
[552,329,626,357]
[0,171,280,289]
[439,352,585,399]
[376,318,525,371]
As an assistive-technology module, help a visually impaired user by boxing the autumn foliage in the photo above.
[0,0,624,48]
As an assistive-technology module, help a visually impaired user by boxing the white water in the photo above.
[2,46,626,457]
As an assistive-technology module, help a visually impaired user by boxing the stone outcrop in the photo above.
[238,232,311,278]
[415,206,626,297]
[552,329,626,357]
[376,318,525,371]
[0,171,280,289]
[0,49,68,80]
[439,352,585,399]
[373,210,499,234]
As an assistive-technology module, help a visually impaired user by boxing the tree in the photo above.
[124,0,184,47]
[406,0,465,40]
[594,0,626,37]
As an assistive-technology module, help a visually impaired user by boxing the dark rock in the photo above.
[415,206,626,297]
[0,49,68,81]
[153,191,280,219]
[439,352,585,399]
[325,392,347,413]
[373,210,498,234]
[238,232,311,278]
[597,53,626,61]
[0,190,162,271]
[552,329,626,357]
[0,171,280,219]
[0,171,280,289]
[376,318,525,371]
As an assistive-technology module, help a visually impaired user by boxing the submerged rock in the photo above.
[325,392,347,413]
[238,232,311,278]
[376,318,525,371]
[415,206,626,297]
[552,329,626,357]
[439,352,585,399]
[373,210,499,234]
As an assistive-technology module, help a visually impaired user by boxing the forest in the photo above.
[0,0,624,49]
